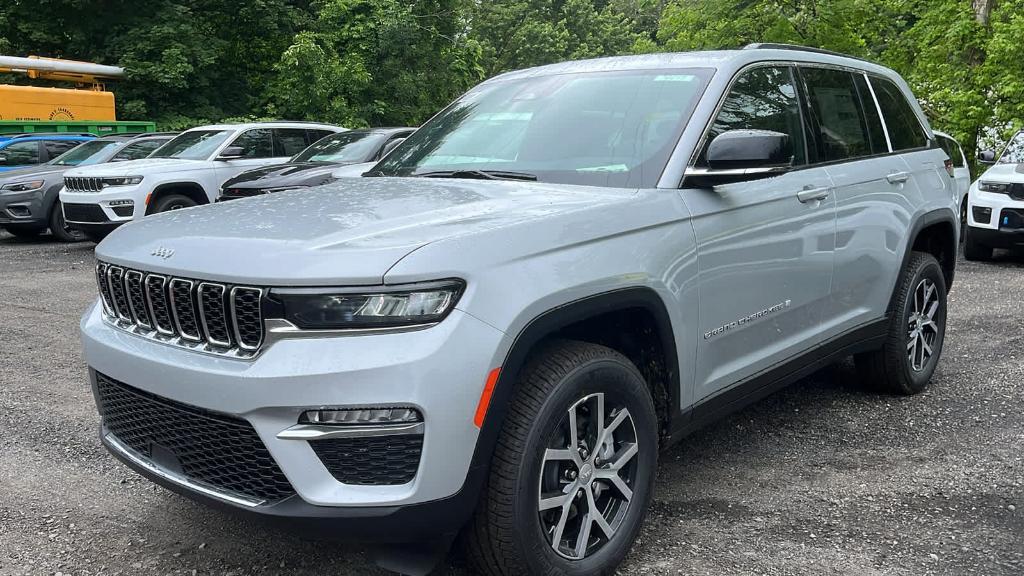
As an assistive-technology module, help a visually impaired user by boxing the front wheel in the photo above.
[152,194,198,213]
[465,340,657,576]
[49,202,86,243]
[856,252,948,395]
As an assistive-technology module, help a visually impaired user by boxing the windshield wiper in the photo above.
[412,169,538,181]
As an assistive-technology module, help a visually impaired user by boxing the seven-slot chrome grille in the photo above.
[95,261,265,357]
[65,176,105,192]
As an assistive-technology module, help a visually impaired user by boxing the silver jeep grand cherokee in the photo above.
[81,44,957,575]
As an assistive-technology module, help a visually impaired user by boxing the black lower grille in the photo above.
[999,208,1024,230]
[310,435,423,485]
[63,203,109,223]
[95,372,294,503]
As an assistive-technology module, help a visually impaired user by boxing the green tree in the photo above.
[267,0,482,127]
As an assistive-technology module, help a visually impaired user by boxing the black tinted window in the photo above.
[111,139,165,161]
[703,66,806,165]
[308,130,334,143]
[43,140,80,159]
[0,141,40,165]
[943,137,965,167]
[802,68,873,161]
[275,129,310,157]
[852,74,888,154]
[871,77,928,151]
[230,129,274,158]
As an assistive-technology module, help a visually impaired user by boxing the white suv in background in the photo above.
[964,129,1024,260]
[60,122,344,241]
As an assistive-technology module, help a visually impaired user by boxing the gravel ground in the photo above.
[0,228,1021,576]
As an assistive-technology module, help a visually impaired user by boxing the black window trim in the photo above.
[682,60,938,188]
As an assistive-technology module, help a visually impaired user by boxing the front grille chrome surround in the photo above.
[95,261,266,359]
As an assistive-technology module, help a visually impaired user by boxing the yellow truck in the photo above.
[0,55,154,134]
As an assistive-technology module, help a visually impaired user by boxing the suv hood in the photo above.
[222,162,341,190]
[978,163,1024,184]
[97,176,634,285]
[65,157,205,177]
[0,164,69,182]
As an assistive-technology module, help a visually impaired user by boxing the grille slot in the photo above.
[124,270,152,329]
[309,435,423,485]
[106,266,131,322]
[94,263,114,315]
[94,261,267,357]
[198,283,232,348]
[95,373,294,503]
[169,279,201,341]
[231,287,264,351]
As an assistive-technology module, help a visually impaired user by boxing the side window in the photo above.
[43,140,80,160]
[275,128,310,157]
[702,66,806,166]
[950,139,966,168]
[0,141,40,165]
[111,140,164,161]
[307,129,334,144]
[229,129,274,158]
[852,74,888,154]
[870,76,929,151]
[801,68,874,161]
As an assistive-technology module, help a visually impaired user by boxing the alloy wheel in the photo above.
[907,277,941,371]
[538,392,639,560]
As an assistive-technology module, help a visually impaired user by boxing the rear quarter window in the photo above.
[870,76,929,151]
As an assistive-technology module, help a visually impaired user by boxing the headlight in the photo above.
[1,180,45,192]
[268,280,464,330]
[979,181,1012,193]
[102,176,144,187]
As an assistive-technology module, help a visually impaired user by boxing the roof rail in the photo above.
[99,132,178,139]
[743,43,871,63]
[1,132,95,139]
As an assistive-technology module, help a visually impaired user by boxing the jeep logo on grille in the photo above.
[151,247,175,260]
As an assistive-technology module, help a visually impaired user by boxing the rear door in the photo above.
[215,128,279,183]
[683,64,837,402]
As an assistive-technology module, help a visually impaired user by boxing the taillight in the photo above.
[944,159,955,178]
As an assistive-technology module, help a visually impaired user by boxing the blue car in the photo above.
[0,133,95,172]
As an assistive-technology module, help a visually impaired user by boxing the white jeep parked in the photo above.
[60,122,344,241]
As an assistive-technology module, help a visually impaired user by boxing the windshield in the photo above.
[371,68,711,188]
[50,140,120,166]
[150,130,231,160]
[998,131,1024,164]
[293,131,387,163]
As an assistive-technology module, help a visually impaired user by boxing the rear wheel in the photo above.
[152,194,198,213]
[465,340,657,576]
[3,225,44,239]
[856,252,947,395]
[963,224,993,261]
[49,202,86,243]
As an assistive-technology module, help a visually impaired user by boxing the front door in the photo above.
[682,65,837,403]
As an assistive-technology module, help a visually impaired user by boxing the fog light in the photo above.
[973,206,992,224]
[299,407,422,425]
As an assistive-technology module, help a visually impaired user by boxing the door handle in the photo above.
[886,171,910,184]
[797,187,830,203]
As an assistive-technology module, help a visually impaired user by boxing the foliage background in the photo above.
[1,0,1021,164]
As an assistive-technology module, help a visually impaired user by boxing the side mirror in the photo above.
[217,146,245,160]
[687,130,793,187]
[379,138,405,159]
[978,150,997,165]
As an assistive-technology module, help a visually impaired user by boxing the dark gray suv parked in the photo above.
[0,133,175,241]
[81,45,957,575]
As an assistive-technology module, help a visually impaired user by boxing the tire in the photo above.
[464,340,658,576]
[855,252,947,395]
[152,194,198,213]
[963,224,993,261]
[3,225,44,239]
[959,197,967,244]
[49,202,86,243]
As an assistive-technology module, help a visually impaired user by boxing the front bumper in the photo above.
[60,185,143,225]
[967,188,1024,248]
[0,188,47,227]
[81,301,507,529]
